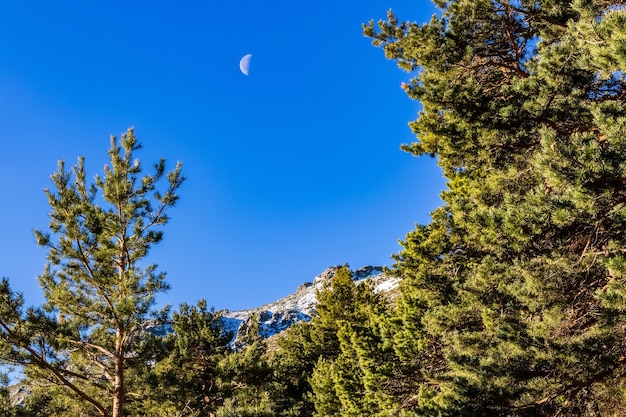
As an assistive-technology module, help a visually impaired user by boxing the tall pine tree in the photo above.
[0,129,184,417]
[365,0,626,415]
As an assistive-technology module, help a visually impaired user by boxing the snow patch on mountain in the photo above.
[221,265,393,342]
[373,276,401,293]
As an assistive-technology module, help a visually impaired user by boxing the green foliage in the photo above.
[138,300,231,417]
[0,129,185,417]
[216,338,276,417]
[363,0,626,415]
[308,358,341,417]
[2,0,626,415]
[268,320,319,417]
[208,311,292,417]
[269,266,398,417]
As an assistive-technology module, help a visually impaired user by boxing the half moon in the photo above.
[239,54,252,76]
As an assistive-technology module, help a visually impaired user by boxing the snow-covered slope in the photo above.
[221,265,398,344]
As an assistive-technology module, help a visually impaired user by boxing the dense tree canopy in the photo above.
[2,0,626,416]
[362,0,626,414]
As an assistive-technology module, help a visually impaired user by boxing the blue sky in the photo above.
[0,1,444,311]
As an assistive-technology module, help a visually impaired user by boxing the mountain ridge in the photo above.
[221,265,399,344]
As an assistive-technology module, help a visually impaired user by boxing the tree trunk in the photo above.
[112,328,125,417]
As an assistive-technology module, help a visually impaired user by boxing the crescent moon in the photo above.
[239,54,252,76]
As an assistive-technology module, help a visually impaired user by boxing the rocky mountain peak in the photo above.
[222,265,395,345]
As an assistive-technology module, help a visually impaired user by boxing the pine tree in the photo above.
[216,314,277,417]
[365,0,626,415]
[270,266,397,417]
[269,266,362,417]
[310,271,397,417]
[0,129,185,417]
[138,300,232,417]
[269,318,319,417]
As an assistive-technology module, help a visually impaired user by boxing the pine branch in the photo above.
[0,317,110,416]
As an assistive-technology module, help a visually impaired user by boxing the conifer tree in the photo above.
[270,266,395,417]
[365,0,626,415]
[270,266,363,417]
[216,314,277,417]
[0,129,184,417]
[269,316,319,417]
[142,300,231,417]
[309,269,397,417]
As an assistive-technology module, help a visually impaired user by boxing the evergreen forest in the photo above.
[2,0,626,415]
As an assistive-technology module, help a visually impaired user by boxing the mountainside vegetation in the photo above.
[1,0,626,415]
